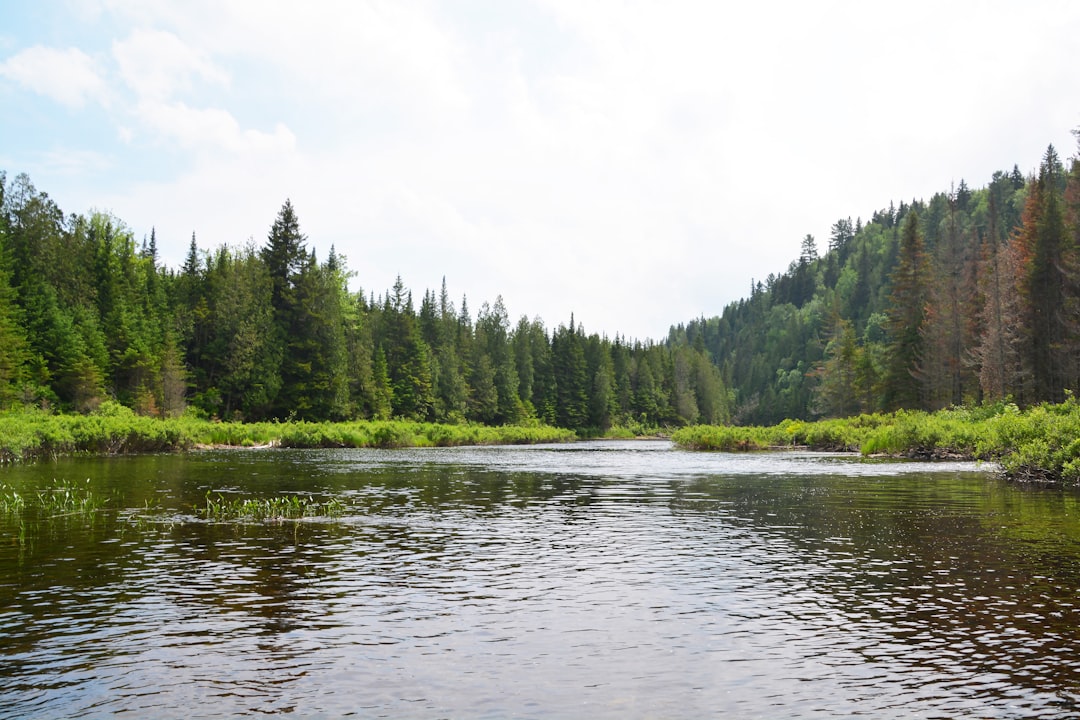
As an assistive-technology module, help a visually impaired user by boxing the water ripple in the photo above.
[1,442,1078,718]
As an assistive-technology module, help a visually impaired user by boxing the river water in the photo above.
[1,440,1079,718]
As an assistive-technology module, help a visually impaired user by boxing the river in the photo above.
[1,440,1079,718]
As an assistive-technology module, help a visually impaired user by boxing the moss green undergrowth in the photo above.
[672,398,1080,484]
[0,402,576,463]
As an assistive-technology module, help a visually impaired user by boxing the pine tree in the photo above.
[920,192,975,408]
[973,186,1022,401]
[512,315,536,417]
[259,200,310,416]
[476,296,522,424]
[200,245,280,419]
[0,262,30,407]
[1014,146,1074,402]
[379,277,434,420]
[552,317,588,429]
[810,316,860,417]
[370,347,393,420]
[672,346,700,423]
[883,210,930,410]
[262,200,308,314]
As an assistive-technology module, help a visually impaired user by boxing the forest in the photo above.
[671,135,1080,425]
[0,175,727,432]
[1,132,1078,432]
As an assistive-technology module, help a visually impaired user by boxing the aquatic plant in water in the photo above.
[0,479,107,517]
[0,484,27,514]
[200,492,346,522]
[37,479,108,515]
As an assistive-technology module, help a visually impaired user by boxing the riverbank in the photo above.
[8,400,1080,484]
[0,404,576,463]
[672,400,1080,485]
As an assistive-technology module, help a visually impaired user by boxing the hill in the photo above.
[670,138,1080,424]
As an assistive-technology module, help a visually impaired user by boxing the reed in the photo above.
[0,479,107,517]
[199,492,346,521]
[0,483,26,514]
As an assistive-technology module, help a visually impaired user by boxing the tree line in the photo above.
[671,135,1080,424]
[0,176,729,430]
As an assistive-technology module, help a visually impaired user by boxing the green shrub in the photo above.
[674,400,1080,484]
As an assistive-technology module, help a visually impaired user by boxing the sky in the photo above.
[1,1,1078,341]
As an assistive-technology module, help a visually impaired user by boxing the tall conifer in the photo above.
[883,210,929,410]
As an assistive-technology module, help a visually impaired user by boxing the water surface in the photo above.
[2,440,1078,718]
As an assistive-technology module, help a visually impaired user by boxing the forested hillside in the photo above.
[0,174,728,431]
[4,134,1077,431]
[671,138,1080,425]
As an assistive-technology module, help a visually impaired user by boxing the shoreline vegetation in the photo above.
[0,402,575,463]
[673,399,1080,484]
[5,399,1080,485]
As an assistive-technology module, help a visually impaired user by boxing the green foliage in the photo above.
[0,410,575,462]
[671,138,1078,424]
[673,398,1080,485]
[0,172,731,434]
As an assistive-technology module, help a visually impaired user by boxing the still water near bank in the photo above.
[1,440,1079,718]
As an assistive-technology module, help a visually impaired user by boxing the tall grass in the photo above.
[0,403,576,463]
[672,398,1080,484]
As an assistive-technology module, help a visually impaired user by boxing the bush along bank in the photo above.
[671,399,1080,485]
[0,403,576,463]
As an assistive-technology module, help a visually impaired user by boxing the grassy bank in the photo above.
[0,403,576,463]
[672,400,1080,484]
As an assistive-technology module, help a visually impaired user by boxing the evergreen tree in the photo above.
[883,210,930,410]
[972,183,1022,402]
[262,200,308,314]
[1014,146,1074,402]
[276,251,351,420]
[920,191,976,408]
[476,297,522,424]
[513,315,536,417]
[552,318,588,429]
[810,316,860,417]
[260,200,310,416]
[671,346,700,423]
[370,347,393,419]
[380,277,434,420]
[204,246,279,419]
[0,261,30,407]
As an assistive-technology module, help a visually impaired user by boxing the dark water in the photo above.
[2,440,1079,718]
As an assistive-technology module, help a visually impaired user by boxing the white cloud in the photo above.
[135,100,296,154]
[103,0,470,120]
[11,0,1080,340]
[0,45,108,108]
[112,28,228,101]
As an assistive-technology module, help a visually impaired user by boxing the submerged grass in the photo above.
[0,404,576,463]
[672,398,1080,485]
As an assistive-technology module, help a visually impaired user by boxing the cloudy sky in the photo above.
[1,1,1078,340]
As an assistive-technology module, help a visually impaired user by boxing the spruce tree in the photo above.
[883,210,929,410]
[1012,146,1074,403]
[260,200,308,416]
